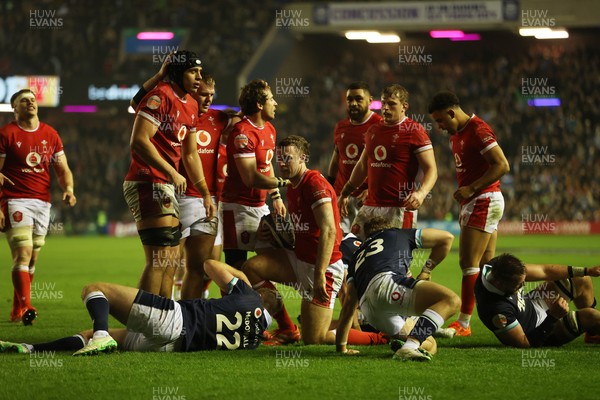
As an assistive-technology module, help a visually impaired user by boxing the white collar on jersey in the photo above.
[263,309,272,329]
[481,264,506,296]
[349,111,375,126]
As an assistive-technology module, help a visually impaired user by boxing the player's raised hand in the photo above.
[157,51,174,79]
[62,191,77,207]
[0,172,14,187]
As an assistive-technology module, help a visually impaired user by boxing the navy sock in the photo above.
[409,309,443,343]
[33,335,86,352]
[84,291,110,332]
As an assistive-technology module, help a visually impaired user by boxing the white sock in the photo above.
[401,338,420,351]
[458,313,471,328]
[92,330,109,340]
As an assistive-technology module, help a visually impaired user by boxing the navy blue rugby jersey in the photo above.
[475,264,539,337]
[178,279,268,351]
[347,228,422,300]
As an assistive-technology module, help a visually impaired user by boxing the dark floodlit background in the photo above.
[1,0,598,235]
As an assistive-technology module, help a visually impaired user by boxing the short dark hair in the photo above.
[239,79,270,116]
[382,84,408,103]
[278,135,310,157]
[10,89,35,108]
[364,216,394,237]
[347,81,371,95]
[428,91,460,113]
[488,253,526,281]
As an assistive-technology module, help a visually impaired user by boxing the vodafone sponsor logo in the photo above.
[176,126,188,142]
[196,130,211,147]
[370,145,391,167]
[374,145,387,161]
[345,143,359,159]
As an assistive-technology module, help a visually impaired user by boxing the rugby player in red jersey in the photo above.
[219,79,289,269]
[339,84,437,241]
[327,82,382,235]
[429,91,510,336]
[124,50,215,298]
[0,89,76,324]
[244,136,388,346]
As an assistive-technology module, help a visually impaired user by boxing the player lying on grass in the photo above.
[475,253,600,347]
[0,260,281,355]
[336,217,461,361]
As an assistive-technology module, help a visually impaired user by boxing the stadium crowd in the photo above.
[0,2,598,232]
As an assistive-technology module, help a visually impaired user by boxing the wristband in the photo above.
[568,266,587,277]
[270,189,280,198]
[276,177,289,188]
[271,194,281,201]
[193,177,206,186]
[132,86,149,105]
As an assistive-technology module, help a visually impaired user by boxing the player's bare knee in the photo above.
[81,282,103,299]
[32,234,46,251]
[447,292,461,314]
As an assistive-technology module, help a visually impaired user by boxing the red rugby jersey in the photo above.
[332,111,382,196]
[221,117,276,207]
[363,117,433,207]
[287,169,342,265]
[125,82,198,184]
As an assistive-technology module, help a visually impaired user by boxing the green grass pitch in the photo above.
[0,234,599,400]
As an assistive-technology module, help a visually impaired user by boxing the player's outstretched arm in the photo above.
[204,259,252,294]
[416,228,454,279]
[234,157,289,190]
[524,263,600,281]
[336,281,359,354]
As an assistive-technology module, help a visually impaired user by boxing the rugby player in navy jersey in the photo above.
[0,260,281,355]
[475,253,600,347]
[336,217,460,361]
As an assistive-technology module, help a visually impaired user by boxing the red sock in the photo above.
[11,289,21,315]
[12,266,32,309]
[255,280,295,331]
[347,329,388,345]
[460,272,479,315]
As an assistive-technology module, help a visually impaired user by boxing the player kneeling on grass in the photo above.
[244,136,387,347]
[0,260,281,355]
[475,253,600,347]
[336,217,461,361]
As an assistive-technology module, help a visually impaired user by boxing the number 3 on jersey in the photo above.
[354,238,384,271]
[215,312,242,349]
